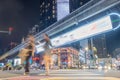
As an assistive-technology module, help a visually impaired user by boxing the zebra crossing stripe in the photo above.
[0,76,24,80]
[40,77,120,80]
[39,73,102,76]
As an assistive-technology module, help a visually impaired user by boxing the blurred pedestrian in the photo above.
[42,33,53,76]
[18,34,35,75]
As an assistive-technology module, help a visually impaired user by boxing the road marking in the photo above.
[0,76,43,80]
[0,70,120,80]
[39,73,102,76]
[40,77,120,80]
[1,77,120,80]
[0,76,28,80]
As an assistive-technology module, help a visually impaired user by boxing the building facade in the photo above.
[39,0,57,30]
[37,47,79,68]
[39,0,90,31]
[92,34,107,58]
[69,0,90,12]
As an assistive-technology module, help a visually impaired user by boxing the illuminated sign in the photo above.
[51,15,113,46]
[36,15,113,53]
[14,58,21,66]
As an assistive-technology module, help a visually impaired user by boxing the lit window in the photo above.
[80,2,83,5]
[42,2,45,5]
[53,15,55,18]
[48,3,50,6]
[45,9,48,12]
[53,6,55,9]
[53,10,55,14]
[53,1,55,4]
[48,16,50,19]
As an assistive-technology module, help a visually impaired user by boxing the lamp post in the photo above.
[108,54,112,69]
[85,47,88,65]
[93,47,97,65]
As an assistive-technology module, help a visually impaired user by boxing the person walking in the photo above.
[18,34,35,75]
[42,33,53,76]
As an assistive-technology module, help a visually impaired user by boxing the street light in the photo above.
[85,47,88,51]
[85,47,88,65]
[107,54,112,69]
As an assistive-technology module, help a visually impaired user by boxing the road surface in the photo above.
[0,69,120,80]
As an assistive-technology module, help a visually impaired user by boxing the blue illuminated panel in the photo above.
[57,0,70,21]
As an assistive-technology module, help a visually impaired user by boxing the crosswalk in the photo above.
[39,70,120,80]
[0,69,120,80]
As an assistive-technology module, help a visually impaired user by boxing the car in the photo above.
[13,65,23,70]
[2,62,13,71]
[89,65,98,69]
[0,63,4,70]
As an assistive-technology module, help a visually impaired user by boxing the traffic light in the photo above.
[8,27,13,35]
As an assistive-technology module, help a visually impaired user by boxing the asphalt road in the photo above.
[0,69,120,80]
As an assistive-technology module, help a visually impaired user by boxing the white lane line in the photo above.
[39,73,102,76]
[0,76,29,80]
[40,77,120,80]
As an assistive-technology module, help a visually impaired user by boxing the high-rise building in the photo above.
[39,0,57,30]
[39,0,90,31]
[92,34,107,58]
[57,0,70,20]
[69,0,109,58]
[69,0,91,12]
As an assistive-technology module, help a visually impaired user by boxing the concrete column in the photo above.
[58,53,61,68]
[67,53,71,68]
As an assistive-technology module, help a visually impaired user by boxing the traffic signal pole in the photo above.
[0,27,13,34]
[0,31,9,33]
[0,31,11,35]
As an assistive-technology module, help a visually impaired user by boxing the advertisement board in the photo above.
[36,15,113,53]
[51,15,112,46]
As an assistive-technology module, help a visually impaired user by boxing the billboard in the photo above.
[51,15,112,46]
[36,15,113,53]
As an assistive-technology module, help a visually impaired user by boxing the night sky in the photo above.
[0,0,40,49]
[106,28,120,55]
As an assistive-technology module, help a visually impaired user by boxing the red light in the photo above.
[8,27,13,35]
[9,27,13,31]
